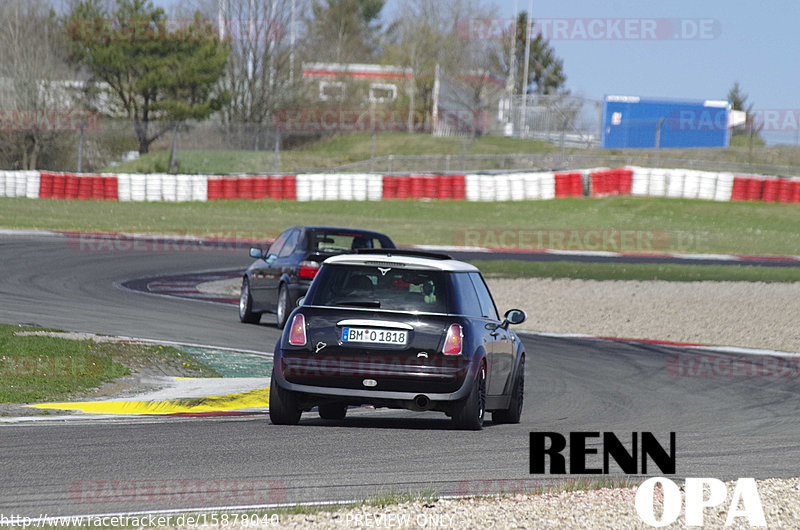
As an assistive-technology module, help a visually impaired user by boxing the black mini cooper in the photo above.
[268,249,527,430]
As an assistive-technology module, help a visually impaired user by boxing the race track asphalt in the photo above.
[1,232,799,517]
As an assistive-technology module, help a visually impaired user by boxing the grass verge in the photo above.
[1,196,799,256]
[0,325,220,404]
[104,132,800,174]
[476,260,800,283]
[104,133,558,173]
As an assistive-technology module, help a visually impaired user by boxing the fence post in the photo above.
[274,130,281,173]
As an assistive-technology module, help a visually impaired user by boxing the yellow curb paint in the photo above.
[28,387,270,414]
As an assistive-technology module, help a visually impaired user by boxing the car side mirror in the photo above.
[502,309,527,329]
[249,247,264,259]
[296,296,305,307]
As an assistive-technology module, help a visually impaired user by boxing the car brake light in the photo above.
[288,314,307,345]
[298,261,320,278]
[443,324,463,355]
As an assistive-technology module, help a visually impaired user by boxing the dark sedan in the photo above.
[239,226,395,328]
[268,249,527,430]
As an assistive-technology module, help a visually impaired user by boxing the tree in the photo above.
[727,81,750,112]
[383,0,499,132]
[65,0,231,154]
[727,81,758,139]
[497,12,567,95]
[207,0,304,126]
[0,0,77,169]
[304,0,385,63]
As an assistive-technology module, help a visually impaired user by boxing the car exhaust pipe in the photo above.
[413,394,431,410]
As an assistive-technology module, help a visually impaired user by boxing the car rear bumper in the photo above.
[271,356,478,407]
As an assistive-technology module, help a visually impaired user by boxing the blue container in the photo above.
[601,95,730,148]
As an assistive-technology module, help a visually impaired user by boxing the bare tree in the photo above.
[186,0,307,150]
[0,0,77,169]
[384,0,500,133]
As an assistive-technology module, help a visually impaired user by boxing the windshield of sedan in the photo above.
[307,264,448,313]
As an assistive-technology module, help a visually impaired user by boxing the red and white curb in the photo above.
[526,331,800,358]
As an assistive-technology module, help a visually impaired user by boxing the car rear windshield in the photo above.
[306,264,448,313]
[309,231,392,253]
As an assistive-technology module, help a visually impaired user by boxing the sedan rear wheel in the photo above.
[276,284,291,329]
[492,356,525,424]
[239,277,261,324]
[318,403,347,420]
[452,363,486,430]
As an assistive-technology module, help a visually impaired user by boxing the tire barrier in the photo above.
[591,168,632,197]
[2,169,799,204]
[554,172,583,198]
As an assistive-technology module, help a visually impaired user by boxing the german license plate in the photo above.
[341,327,408,345]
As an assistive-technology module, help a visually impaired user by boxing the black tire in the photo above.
[318,403,347,420]
[276,283,291,329]
[493,356,525,424]
[451,363,486,430]
[269,371,301,425]
[239,276,261,324]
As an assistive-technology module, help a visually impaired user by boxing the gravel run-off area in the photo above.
[202,277,800,353]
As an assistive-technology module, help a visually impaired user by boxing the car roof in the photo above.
[324,252,480,272]
[292,225,391,237]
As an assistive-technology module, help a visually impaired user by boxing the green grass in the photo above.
[0,325,220,404]
[477,260,800,283]
[101,131,800,175]
[1,196,799,256]
[107,133,558,173]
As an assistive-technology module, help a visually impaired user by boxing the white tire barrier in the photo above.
[117,174,132,201]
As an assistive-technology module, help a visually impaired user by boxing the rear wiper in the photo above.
[335,300,381,308]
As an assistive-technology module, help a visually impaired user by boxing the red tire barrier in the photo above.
[237,177,254,199]
[762,179,780,203]
[591,170,606,197]
[745,177,763,201]
[437,175,452,199]
[39,171,56,199]
[207,178,223,200]
[451,175,466,200]
[267,176,282,199]
[592,169,629,197]
[395,176,410,199]
[382,176,398,199]
[52,173,67,199]
[731,176,748,201]
[778,178,794,203]
[282,175,296,199]
[423,175,438,198]
[103,176,118,200]
[792,180,800,203]
[252,177,269,199]
[222,177,238,199]
[64,174,79,199]
[410,175,424,199]
[77,176,92,200]
[91,176,105,200]
[555,172,582,198]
